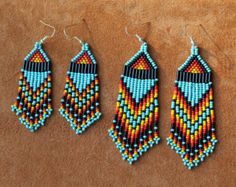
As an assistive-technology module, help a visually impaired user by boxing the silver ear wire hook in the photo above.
[39,20,56,43]
[188,36,195,46]
[183,24,196,47]
[125,26,144,44]
[63,24,84,46]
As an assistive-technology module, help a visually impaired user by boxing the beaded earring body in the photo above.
[11,42,52,132]
[109,42,160,164]
[167,42,217,169]
[59,43,101,134]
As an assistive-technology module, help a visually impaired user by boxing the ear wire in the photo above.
[125,26,144,44]
[183,24,196,47]
[39,20,56,43]
[63,20,87,46]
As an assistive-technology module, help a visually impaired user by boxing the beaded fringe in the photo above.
[167,44,217,169]
[59,43,101,134]
[11,42,52,132]
[109,42,160,164]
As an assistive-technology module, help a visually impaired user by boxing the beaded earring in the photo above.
[59,26,101,134]
[11,20,54,132]
[166,38,217,169]
[108,28,160,164]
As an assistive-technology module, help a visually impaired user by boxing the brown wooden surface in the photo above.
[0,0,235,186]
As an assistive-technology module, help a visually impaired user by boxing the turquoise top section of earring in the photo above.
[23,41,50,63]
[123,76,157,102]
[125,42,158,69]
[71,42,97,64]
[178,43,211,73]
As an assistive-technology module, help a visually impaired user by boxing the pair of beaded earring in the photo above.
[108,29,217,169]
[11,20,101,133]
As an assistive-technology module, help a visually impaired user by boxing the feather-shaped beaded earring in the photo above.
[59,23,101,134]
[11,20,54,132]
[166,37,217,169]
[108,27,160,164]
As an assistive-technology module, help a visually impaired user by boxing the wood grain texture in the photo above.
[0,0,235,186]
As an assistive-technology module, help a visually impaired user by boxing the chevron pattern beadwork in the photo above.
[167,44,217,169]
[59,43,101,134]
[109,42,160,164]
[11,42,52,132]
